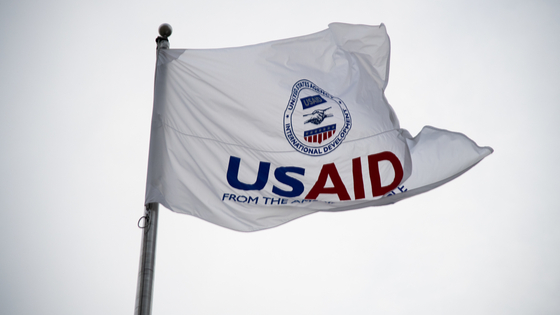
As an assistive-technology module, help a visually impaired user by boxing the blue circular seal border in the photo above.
[283,79,352,156]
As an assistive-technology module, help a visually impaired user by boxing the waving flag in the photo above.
[145,23,493,232]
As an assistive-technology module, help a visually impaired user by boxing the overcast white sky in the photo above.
[1,0,559,314]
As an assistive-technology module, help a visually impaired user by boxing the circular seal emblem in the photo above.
[283,79,352,156]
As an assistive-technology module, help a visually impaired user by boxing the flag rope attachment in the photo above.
[137,207,150,229]
[134,23,171,315]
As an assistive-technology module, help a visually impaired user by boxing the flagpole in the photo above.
[135,203,159,315]
[134,24,172,315]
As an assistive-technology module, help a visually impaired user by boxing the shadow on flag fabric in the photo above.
[145,23,493,232]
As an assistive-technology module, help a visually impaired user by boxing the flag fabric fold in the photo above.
[145,23,493,232]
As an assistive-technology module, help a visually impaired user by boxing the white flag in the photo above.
[145,23,492,232]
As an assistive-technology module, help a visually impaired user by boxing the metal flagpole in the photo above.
[135,203,159,315]
[134,23,172,315]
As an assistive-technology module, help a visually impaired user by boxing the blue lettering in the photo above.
[226,156,270,190]
[272,166,305,197]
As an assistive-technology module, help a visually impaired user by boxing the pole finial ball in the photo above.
[159,24,172,38]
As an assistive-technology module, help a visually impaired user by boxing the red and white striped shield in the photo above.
[304,124,336,144]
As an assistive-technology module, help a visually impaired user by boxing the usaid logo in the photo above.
[283,79,352,156]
